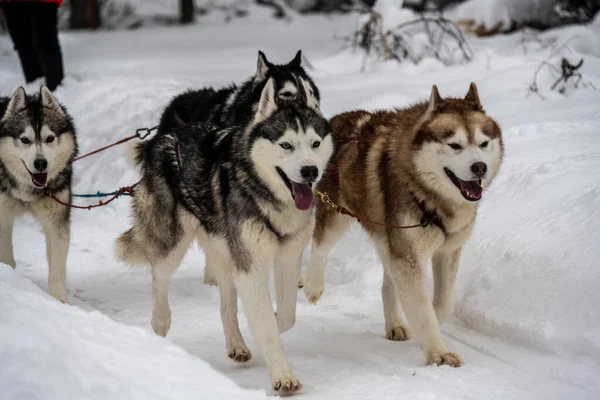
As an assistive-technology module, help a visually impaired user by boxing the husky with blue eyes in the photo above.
[154,50,321,288]
[116,78,333,393]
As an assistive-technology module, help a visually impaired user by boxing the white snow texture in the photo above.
[0,264,267,400]
[1,4,599,400]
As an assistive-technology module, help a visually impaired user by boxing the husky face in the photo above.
[0,86,77,191]
[254,50,320,111]
[413,83,503,204]
[249,78,332,211]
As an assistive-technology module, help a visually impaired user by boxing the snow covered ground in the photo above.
[0,264,268,400]
[1,7,599,399]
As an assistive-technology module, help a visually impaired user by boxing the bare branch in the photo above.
[344,9,473,71]
[527,34,596,98]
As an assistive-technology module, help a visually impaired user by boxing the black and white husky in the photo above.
[155,50,321,286]
[0,86,78,303]
[116,78,333,393]
[157,50,320,136]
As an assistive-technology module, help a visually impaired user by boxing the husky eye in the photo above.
[20,137,31,145]
[480,141,489,148]
[280,142,293,150]
[448,143,462,150]
[46,136,55,144]
[279,91,295,99]
[312,141,321,149]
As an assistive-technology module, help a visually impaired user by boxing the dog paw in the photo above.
[385,325,410,341]
[227,346,252,363]
[151,313,171,337]
[426,351,462,367]
[272,373,302,394]
[303,276,324,305]
[297,275,304,289]
[203,275,218,286]
[49,287,68,304]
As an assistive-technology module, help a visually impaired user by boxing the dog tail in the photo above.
[124,140,148,170]
[114,228,150,267]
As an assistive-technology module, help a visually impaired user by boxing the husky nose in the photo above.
[471,162,487,178]
[34,158,48,172]
[301,166,318,182]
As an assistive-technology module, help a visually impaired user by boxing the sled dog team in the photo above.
[0,50,504,393]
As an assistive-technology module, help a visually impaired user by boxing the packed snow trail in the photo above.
[1,8,599,399]
[0,264,268,400]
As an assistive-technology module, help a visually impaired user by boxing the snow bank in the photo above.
[0,264,267,400]
[456,119,600,360]
[450,0,557,30]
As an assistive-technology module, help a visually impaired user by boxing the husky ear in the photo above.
[290,50,302,67]
[3,86,27,119]
[254,78,277,125]
[464,82,483,109]
[255,51,270,82]
[299,77,319,110]
[40,85,64,115]
[427,85,442,114]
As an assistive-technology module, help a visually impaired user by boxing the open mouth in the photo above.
[22,161,48,189]
[31,173,48,188]
[444,167,482,202]
[276,167,314,211]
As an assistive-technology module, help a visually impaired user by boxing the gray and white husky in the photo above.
[116,78,333,393]
[0,86,78,303]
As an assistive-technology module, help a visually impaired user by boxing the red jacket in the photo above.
[1,0,63,6]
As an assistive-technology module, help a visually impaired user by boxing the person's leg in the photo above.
[3,3,44,83]
[31,2,64,91]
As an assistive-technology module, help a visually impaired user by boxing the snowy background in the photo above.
[1,1,600,399]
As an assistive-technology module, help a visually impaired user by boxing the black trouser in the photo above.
[3,2,64,91]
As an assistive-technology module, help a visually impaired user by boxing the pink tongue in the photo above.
[291,182,314,210]
[459,180,482,199]
[32,173,48,187]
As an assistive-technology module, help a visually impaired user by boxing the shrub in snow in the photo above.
[526,32,598,98]
[345,0,473,70]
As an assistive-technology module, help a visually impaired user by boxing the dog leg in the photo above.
[203,252,218,286]
[432,248,461,325]
[150,234,193,337]
[34,199,70,303]
[235,263,300,393]
[388,256,462,367]
[304,213,351,304]
[45,222,70,304]
[216,264,251,363]
[375,243,410,341]
[382,271,410,341]
[275,224,311,333]
[274,252,302,333]
[0,211,16,268]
